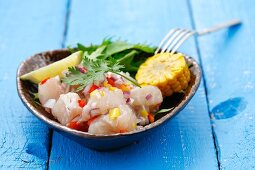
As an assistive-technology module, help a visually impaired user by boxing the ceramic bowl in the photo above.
[17,49,201,150]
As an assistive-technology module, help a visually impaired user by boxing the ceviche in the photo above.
[20,39,190,135]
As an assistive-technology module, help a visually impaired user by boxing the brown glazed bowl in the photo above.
[17,49,201,150]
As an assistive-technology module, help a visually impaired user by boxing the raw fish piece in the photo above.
[52,92,82,125]
[38,76,64,105]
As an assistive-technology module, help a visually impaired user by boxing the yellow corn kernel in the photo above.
[109,108,121,120]
[103,81,111,87]
[90,89,99,97]
[109,87,118,91]
[140,109,149,118]
[132,123,137,129]
[90,89,105,97]
[136,52,190,96]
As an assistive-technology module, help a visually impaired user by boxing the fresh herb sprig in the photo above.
[64,39,155,91]
[62,57,124,91]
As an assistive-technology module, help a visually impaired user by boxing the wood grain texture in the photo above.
[49,0,218,169]
[0,0,66,168]
[190,0,255,169]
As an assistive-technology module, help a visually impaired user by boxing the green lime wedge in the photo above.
[20,51,83,84]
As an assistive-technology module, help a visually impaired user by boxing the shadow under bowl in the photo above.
[17,49,201,150]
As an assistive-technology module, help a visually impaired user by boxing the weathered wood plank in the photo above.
[49,0,218,169]
[0,0,66,169]
[190,0,255,169]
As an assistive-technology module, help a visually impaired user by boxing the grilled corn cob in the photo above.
[135,53,190,96]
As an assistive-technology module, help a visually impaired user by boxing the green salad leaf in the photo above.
[71,39,155,73]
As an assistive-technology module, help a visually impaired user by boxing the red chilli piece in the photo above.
[40,77,50,85]
[89,85,99,93]
[78,99,86,108]
[119,129,128,133]
[148,113,155,123]
[67,121,89,132]
[107,77,116,87]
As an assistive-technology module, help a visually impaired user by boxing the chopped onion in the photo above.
[145,94,152,100]
[123,91,130,98]
[76,65,87,73]
[126,97,134,104]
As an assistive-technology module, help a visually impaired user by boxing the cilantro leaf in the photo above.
[62,57,125,91]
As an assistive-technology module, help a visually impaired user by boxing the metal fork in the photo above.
[155,19,241,55]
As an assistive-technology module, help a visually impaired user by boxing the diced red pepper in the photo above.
[107,77,115,87]
[40,77,50,85]
[87,115,99,126]
[148,113,155,123]
[119,129,128,133]
[89,85,99,93]
[78,99,86,108]
[67,121,88,132]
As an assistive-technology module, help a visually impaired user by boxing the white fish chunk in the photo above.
[88,104,137,134]
[52,92,82,125]
[130,85,163,107]
[81,87,126,122]
[38,76,64,105]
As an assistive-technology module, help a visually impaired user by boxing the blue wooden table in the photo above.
[1,0,254,169]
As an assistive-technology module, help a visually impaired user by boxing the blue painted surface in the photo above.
[1,0,254,169]
[0,0,66,169]
[190,0,255,169]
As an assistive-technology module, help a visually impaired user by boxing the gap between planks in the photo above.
[186,0,221,169]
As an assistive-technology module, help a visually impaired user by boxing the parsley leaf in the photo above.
[62,57,125,91]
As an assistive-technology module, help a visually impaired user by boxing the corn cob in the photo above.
[135,53,190,96]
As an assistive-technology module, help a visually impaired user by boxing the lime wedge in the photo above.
[20,51,83,84]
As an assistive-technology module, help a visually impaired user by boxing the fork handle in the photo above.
[197,19,241,36]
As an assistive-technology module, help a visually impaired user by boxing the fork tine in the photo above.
[165,29,190,53]
[160,29,186,54]
[155,28,179,54]
[170,31,195,54]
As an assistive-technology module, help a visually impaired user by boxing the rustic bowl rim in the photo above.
[17,49,201,139]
